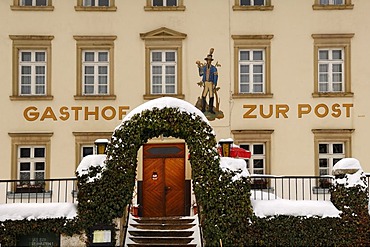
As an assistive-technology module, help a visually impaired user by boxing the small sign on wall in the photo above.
[17,232,60,247]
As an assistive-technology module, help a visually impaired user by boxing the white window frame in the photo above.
[240,0,266,6]
[18,146,46,185]
[320,0,344,5]
[150,50,177,95]
[318,142,345,176]
[83,0,109,7]
[318,48,344,93]
[19,50,47,96]
[239,49,265,94]
[20,0,48,6]
[152,0,178,6]
[240,143,266,175]
[82,50,110,95]
[81,144,95,161]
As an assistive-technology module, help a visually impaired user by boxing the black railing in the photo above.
[0,178,78,204]
[249,175,334,201]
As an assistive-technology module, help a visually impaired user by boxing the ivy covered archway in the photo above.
[77,98,252,246]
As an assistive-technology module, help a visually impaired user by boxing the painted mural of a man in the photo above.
[196,48,218,114]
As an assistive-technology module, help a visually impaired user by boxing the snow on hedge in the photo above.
[0,203,77,221]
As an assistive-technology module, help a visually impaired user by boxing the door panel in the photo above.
[142,143,185,217]
[142,158,165,217]
[165,158,185,216]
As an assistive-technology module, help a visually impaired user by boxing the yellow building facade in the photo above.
[0,0,368,188]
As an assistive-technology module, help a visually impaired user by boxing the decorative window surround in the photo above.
[9,35,54,101]
[140,27,186,100]
[231,129,274,174]
[73,35,117,100]
[233,0,273,11]
[11,0,54,11]
[73,132,112,167]
[312,33,354,98]
[313,0,353,10]
[312,129,354,177]
[232,35,274,98]
[8,132,53,191]
[144,0,185,11]
[75,0,117,11]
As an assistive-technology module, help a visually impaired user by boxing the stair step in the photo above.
[130,223,195,230]
[129,230,193,237]
[132,217,194,225]
[130,237,194,245]
[127,244,197,247]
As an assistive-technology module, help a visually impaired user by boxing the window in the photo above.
[318,49,344,93]
[74,36,117,100]
[145,0,185,11]
[140,27,186,99]
[312,34,354,97]
[19,51,47,95]
[18,146,46,186]
[232,129,273,174]
[239,50,265,94]
[312,129,354,188]
[240,143,265,175]
[82,51,109,95]
[75,0,116,11]
[10,35,54,100]
[9,132,52,190]
[232,35,273,98]
[313,0,353,10]
[150,50,177,94]
[73,132,112,166]
[233,0,273,11]
[11,0,53,10]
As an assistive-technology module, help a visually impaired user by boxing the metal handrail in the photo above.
[0,178,77,204]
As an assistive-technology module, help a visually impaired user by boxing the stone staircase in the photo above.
[125,215,201,246]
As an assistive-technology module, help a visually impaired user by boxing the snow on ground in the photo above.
[252,199,341,218]
[0,203,77,221]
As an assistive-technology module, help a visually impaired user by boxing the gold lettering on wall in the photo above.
[24,106,130,122]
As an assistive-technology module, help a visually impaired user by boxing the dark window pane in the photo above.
[22,0,33,6]
[153,0,163,6]
[253,144,264,155]
[240,144,250,151]
[333,158,342,165]
[254,0,264,6]
[34,148,45,158]
[35,162,45,170]
[333,144,343,154]
[240,0,251,5]
[253,159,264,169]
[319,144,328,154]
[20,148,31,158]
[83,147,94,157]
[20,162,31,171]
[167,0,177,6]
[99,0,109,6]
[36,0,47,6]
[319,159,328,168]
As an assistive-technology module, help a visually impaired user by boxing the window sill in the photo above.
[312,92,354,98]
[7,191,52,199]
[232,93,273,99]
[11,6,54,11]
[10,95,54,101]
[312,187,330,194]
[233,6,274,11]
[144,6,186,11]
[74,95,117,100]
[143,94,185,100]
[312,4,354,10]
[74,6,117,12]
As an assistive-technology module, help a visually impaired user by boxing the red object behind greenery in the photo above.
[217,146,251,158]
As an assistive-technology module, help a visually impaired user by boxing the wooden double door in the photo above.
[142,143,185,217]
